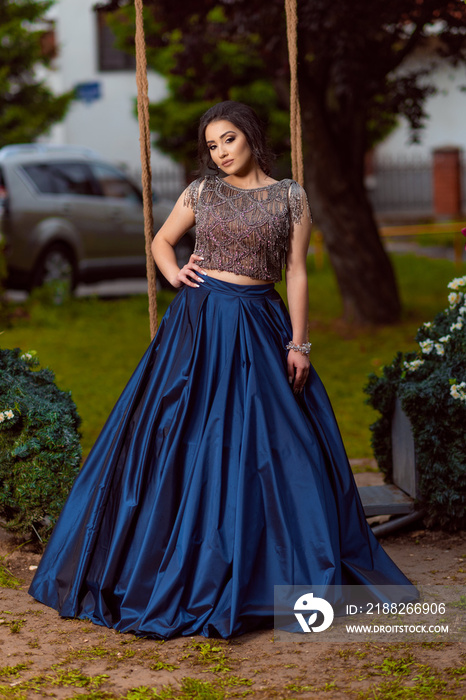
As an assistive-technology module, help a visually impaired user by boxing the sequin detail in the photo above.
[183,176,311,283]
[183,179,200,210]
[288,180,311,224]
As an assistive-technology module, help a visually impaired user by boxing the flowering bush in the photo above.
[0,348,81,539]
[364,275,466,529]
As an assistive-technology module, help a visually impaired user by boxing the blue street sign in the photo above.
[75,82,102,104]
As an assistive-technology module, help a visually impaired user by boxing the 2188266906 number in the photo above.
[346,602,446,615]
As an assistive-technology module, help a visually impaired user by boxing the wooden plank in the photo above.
[392,397,418,499]
[379,222,464,236]
[359,484,415,517]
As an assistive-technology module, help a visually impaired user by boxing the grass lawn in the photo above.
[2,253,464,464]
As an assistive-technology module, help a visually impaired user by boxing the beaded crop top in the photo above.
[183,176,311,283]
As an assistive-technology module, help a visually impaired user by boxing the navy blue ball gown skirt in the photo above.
[29,275,416,639]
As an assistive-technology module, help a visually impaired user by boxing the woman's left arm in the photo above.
[285,193,312,394]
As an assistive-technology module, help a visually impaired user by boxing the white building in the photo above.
[369,41,466,217]
[376,47,466,161]
[41,0,181,186]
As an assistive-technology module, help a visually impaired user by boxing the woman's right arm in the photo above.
[151,188,206,288]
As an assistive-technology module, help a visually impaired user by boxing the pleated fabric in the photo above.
[29,275,416,639]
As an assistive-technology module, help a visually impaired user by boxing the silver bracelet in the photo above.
[285,341,312,356]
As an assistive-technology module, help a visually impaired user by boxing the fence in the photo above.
[143,156,466,217]
[368,156,433,216]
[369,151,466,218]
[152,166,186,201]
[462,153,466,212]
[128,165,186,202]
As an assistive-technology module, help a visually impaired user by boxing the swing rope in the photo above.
[134,0,158,339]
[134,0,304,337]
[284,0,304,187]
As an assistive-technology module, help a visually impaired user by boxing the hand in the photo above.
[174,254,207,288]
[287,351,310,394]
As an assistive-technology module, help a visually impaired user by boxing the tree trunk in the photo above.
[300,90,401,325]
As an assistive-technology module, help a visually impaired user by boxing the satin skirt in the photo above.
[29,275,416,639]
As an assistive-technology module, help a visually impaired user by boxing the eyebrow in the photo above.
[206,130,236,144]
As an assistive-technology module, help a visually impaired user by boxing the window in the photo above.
[39,20,57,60]
[23,163,96,196]
[22,164,54,194]
[49,163,95,196]
[96,10,136,72]
[92,163,142,202]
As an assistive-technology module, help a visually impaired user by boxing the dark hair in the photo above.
[198,101,274,176]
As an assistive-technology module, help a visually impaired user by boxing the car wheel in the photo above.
[31,243,77,295]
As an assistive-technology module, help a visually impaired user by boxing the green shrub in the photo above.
[364,276,466,529]
[0,348,82,540]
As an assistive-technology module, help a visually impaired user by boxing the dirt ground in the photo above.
[1,472,465,699]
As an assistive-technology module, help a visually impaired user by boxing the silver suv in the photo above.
[0,145,193,291]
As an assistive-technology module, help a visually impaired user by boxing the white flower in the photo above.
[460,306,466,317]
[435,343,445,356]
[447,276,466,291]
[423,322,432,329]
[450,382,466,402]
[404,359,424,372]
[0,410,14,423]
[448,292,462,308]
[450,319,463,331]
[439,335,451,343]
[419,339,434,354]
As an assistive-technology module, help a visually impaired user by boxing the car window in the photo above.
[22,164,54,193]
[92,163,142,203]
[22,162,96,196]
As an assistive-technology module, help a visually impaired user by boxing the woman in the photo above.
[29,101,416,639]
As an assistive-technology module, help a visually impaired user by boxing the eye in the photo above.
[225,136,235,143]
[208,144,217,151]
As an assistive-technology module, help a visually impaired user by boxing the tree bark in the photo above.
[300,88,401,325]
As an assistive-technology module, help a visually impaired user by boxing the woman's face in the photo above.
[205,119,254,176]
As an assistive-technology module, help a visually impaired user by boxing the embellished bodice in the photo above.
[183,176,311,283]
